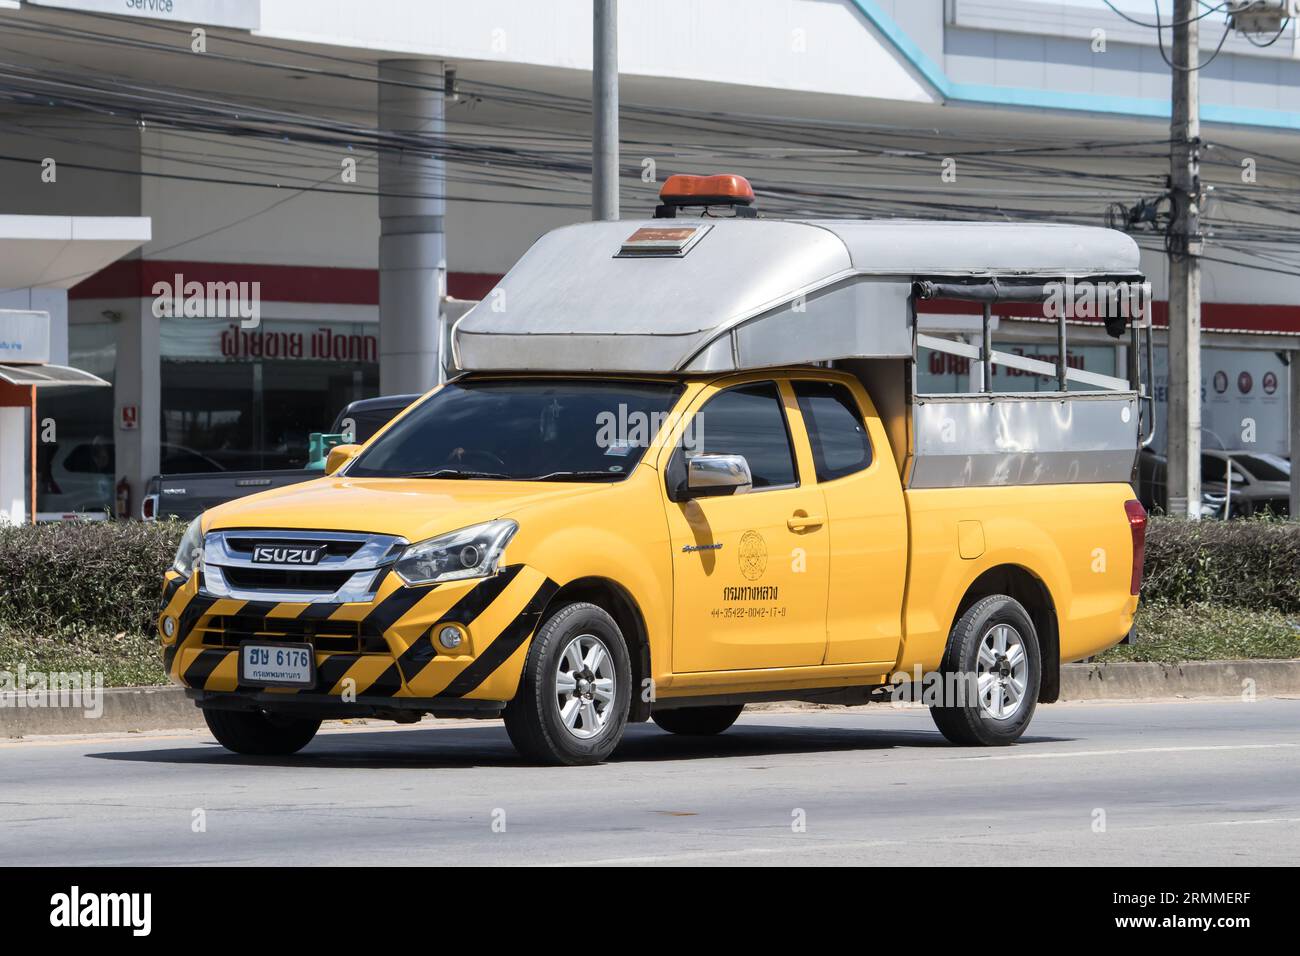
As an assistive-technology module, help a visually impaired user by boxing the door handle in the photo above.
[787,512,825,531]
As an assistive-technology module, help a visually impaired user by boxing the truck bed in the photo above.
[899,481,1140,672]
[147,470,316,521]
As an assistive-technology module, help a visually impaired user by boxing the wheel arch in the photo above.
[952,564,1061,704]
[540,576,653,721]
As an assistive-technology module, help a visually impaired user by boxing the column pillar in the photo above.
[113,300,160,517]
[378,59,447,394]
[1290,353,1300,521]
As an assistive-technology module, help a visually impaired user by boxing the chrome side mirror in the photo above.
[685,454,752,498]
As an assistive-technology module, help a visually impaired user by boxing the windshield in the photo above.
[347,378,684,481]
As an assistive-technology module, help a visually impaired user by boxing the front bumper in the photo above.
[188,688,506,719]
[158,564,557,704]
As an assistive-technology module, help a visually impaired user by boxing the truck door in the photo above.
[791,378,908,667]
[664,381,830,672]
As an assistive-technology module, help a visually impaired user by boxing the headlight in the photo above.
[392,519,518,586]
[173,517,204,579]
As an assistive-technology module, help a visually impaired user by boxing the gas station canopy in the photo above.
[0,363,108,387]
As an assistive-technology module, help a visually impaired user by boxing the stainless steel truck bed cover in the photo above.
[452,219,1143,374]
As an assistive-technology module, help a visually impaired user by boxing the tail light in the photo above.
[1124,499,1147,595]
[141,478,159,521]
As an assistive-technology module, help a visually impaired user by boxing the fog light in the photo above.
[437,625,464,649]
[161,616,176,639]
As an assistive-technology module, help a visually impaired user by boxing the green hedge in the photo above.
[0,519,185,638]
[1141,516,1300,613]
[0,514,1296,639]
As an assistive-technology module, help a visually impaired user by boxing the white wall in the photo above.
[256,0,936,104]
[0,406,28,524]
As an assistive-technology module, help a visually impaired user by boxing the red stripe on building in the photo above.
[70,260,504,305]
[71,264,1300,335]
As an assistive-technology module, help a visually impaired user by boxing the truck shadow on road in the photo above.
[86,720,1069,770]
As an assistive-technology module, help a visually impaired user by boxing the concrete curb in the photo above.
[0,684,199,737]
[1057,659,1300,701]
[2,660,1298,737]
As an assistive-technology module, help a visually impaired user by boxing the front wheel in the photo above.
[203,708,321,755]
[929,594,1041,746]
[503,602,632,765]
[652,704,744,736]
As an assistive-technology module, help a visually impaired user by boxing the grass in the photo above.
[0,629,168,688]
[1096,602,1300,664]
[3,603,1297,689]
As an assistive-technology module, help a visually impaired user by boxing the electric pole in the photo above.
[1166,0,1203,519]
[592,0,620,221]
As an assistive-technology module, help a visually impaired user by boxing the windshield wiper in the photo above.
[523,470,625,482]
[400,469,513,480]
[396,469,623,482]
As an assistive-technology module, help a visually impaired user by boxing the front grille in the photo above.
[224,537,365,559]
[202,529,406,603]
[222,567,356,593]
[198,614,389,653]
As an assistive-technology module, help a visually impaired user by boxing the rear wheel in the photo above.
[203,708,321,756]
[929,594,1041,746]
[503,602,632,765]
[652,704,744,736]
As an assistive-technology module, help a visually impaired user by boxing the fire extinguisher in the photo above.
[115,477,131,520]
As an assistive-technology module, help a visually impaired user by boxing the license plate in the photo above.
[238,643,315,688]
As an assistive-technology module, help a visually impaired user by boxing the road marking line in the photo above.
[544,838,909,867]
[960,743,1298,761]
[555,815,1300,866]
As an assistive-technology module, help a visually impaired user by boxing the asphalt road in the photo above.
[2,698,1297,866]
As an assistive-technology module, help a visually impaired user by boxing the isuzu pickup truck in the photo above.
[158,175,1149,764]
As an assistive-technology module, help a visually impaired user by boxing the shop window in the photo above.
[159,318,378,472]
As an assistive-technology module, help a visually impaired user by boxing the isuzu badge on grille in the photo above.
[251,545,325,565]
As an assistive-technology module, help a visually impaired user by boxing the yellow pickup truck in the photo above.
[158,177,1150,764]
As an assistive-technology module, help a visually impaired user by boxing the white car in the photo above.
[41,440,224,516]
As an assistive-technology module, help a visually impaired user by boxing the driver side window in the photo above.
[683,382,798,490]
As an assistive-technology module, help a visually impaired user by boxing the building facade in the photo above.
[1,0,1298,517]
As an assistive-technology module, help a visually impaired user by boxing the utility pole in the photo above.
[1166,0,1203,519]
[592,0,619,220]
[1292,351,1300,519]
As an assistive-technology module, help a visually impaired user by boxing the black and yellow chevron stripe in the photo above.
[158,565,558,702]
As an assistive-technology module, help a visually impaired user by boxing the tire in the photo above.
[503,602,632,765]
[929,594,1041,746]
[202,707,321,756]
[651,704,744,736]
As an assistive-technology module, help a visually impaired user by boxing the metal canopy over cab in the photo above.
[452,217,1143,374]
[452,183,1150,490]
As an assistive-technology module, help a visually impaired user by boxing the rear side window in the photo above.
[794,381,872,481]
[688,382,797,489]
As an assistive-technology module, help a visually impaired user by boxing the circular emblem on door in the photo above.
[738,530,768,581]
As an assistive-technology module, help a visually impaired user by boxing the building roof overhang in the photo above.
[0,215,151,290]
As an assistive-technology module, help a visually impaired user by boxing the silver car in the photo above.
[1202,450,1291,518]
